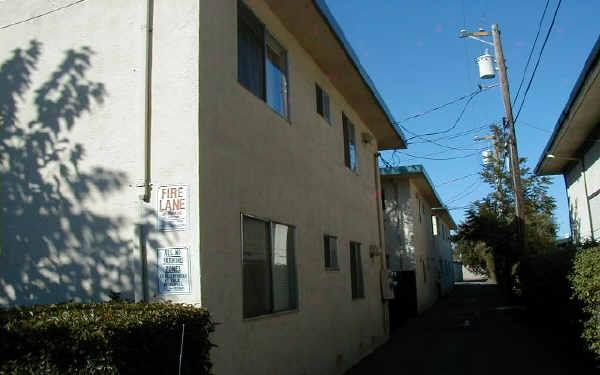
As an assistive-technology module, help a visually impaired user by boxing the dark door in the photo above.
[388,270,418,333]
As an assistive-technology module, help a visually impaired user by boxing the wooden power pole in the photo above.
[491,24,526,249]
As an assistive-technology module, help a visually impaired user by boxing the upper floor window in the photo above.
[342,113,358,171]
[237,1,289,118]
[432,215,438,236]
[323,235,338,269]
[316,84,331,122]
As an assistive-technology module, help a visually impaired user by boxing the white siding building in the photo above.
[535,37,600,243]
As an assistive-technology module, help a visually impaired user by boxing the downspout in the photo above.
[137,0,154,301]
[143,0,154,204]
[580,158,594,241]
[373,152,389,335]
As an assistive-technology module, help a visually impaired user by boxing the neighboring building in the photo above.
[0,1,406,375]
[380,165,456,314]
[535,37,600,243]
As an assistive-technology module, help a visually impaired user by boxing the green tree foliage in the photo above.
[453,125,557,288]
[569,244,600,357]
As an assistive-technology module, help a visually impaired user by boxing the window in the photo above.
[342,113,358,171]
[242,215,297,318]
[237,1,289,118]
[417,198,422,223]
[316,84,331,122]
[350,242,364,299]
[323,235,338,269]
[432,215,438,236]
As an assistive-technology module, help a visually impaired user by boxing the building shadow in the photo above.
[0,40,144,306]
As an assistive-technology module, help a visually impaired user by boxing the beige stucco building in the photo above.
[0,1,406,374]
[535,37,600,243]
[381,165,456,313]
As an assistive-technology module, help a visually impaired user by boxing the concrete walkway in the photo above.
[345,281,592,374]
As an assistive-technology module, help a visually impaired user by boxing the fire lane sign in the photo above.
[157,184,188,232]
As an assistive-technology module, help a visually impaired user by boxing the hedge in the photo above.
[0,301,215,375]
[570,245,600,358]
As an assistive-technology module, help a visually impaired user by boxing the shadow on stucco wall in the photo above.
[0,40,151,306]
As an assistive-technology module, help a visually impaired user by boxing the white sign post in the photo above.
[157,247,191,295]
[157,184,188,232]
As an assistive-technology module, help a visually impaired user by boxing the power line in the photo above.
[514,0,563,124]
[512,0,551,107]
[404,92,478,141]
[396,150,483,161]
[445,180,483,205]
[409,123,489,144]
[0,0,89,30]
[394,88,481,127]
[435,172,480,187]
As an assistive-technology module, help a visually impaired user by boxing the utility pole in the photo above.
[491,24,526,250]
[460,24,527,251]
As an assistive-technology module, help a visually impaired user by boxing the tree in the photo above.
[453,124,557,290]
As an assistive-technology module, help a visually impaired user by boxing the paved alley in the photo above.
[345,281,594,374]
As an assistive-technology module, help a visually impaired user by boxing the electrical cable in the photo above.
[514,0,563,124]
[396,150,484,161]
[512,0,551,107]
[445,181,483,205]
[394,88,481,127]
[0,0,89,30]
[409,123,489,144]
[435,172,480,187]
[400,89,481,142]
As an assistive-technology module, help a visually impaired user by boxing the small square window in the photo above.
[316,84,331,122]
[324,235,338,269]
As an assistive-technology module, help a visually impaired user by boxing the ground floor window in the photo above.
[350,241,364,299]
[242,215,297,318]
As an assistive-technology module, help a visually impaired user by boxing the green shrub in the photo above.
[518,248,574,315]
[570,245,600,357]
[0,301,215,375]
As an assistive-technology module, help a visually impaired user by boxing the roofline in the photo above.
[312,0,407,149]
[380,165,457,228]
[534,36,600,175]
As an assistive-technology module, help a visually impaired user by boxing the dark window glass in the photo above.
[342,114,357,171]
[243,216,297,318]
[237,2,289,118]
[350,242,364,299]
[237,2,265,99]
[324,235,338,269]
[316,84,330,122]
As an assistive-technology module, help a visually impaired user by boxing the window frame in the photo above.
[241,213,298,319]
[342,113,358,172]
[323,234,339,270]
[350,241,365,299]
[315,83,331,123]
[237,1,290,120]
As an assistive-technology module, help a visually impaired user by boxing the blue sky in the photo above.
[324,0,600,237]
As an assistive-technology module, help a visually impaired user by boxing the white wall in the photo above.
[0,0,148,306]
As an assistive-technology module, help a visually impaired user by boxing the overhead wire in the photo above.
[0,0,89,30]
[403,92,479,141]
[435,172,480,187]
[514,0,563,124]
[512,0,551,107]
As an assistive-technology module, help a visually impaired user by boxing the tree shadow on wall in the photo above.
[0,41,155,306]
